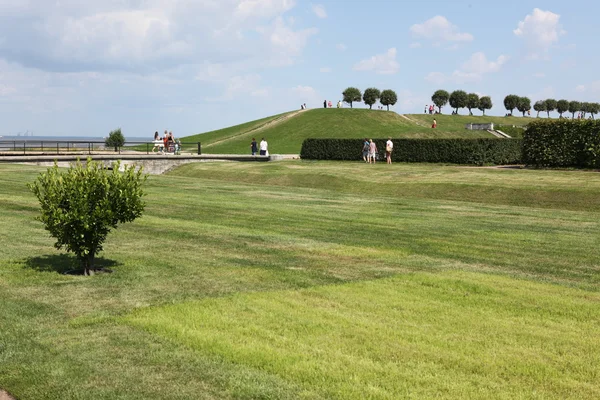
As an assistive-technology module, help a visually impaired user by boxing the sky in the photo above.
[0,0,598,137]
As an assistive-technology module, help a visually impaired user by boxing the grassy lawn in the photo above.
[196,109,495,154]
[0,161,599,399]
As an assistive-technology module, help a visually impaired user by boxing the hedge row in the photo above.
[300,138,522,165]
[523,120,600,168]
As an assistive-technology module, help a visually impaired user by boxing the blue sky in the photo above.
[0,0,597,137]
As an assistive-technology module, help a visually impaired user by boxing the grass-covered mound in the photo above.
[1,162,599,399]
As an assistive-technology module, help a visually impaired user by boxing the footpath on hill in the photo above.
[202,109,306,149]
[0,390,14,400]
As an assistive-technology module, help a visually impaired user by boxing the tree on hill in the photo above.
[503,95,519,116]
[105,128,125,152]
[379,89,397,111]
[569,101,581,119]
[533,100,546,118]
[431,90,450,114]
[580,102,590,118]
[545,99,557,118]
[556,99,569,118]
[516,97,531,117]
[363,88,381,110]
[28,159,147,276]
[478,96,493,116]
[466,93,480,116]
[449,90,468,115]
[342,87,362,108]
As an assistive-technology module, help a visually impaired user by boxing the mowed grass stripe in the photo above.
[126,271,600,400]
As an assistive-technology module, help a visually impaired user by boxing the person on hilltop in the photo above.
[424,105,428,114]
[163,130,169,150]
[323,100,327,109]
[385,137,393,165]
[250,138,258,156]
[362,138,370,163]
[368,139,377,164]
[337,100,341,108]
[328,100,332,108]
[259,138,268,156]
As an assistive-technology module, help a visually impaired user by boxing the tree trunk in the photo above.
[547,111,550,118]
[83,252,96,276]
[482,110,486,116]
[350,102,353,109]
[387,105,389,111]
[369,104,372,109]
[537,111,540,118]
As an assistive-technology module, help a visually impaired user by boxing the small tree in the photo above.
[466,93,480,116]
[503,95,519,116]
[545,98,557,118]
[569,101,581,119]
[363,88,381,110]
[516,96,531,117]
[431,90,450,114]
[555,99,569,118]
[342,87,362,108]
[533,100,546,118]
[581,102,592,118]
[29,159,147,276]
[478,96,493,116]
[105,128,125,152]
[590,103,600,120]
[379,89,398,111]
[449,90,468,115]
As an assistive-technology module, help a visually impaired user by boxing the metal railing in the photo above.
[0,140,202,155]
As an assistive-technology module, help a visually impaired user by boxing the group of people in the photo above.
[153,130,180,154]
[425,105,437,115]
[250,138,268,156]
[323,100,342,109]
[361,138,393,164]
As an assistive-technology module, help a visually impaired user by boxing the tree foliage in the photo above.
[569,101,581,119]
[449,90,468,114]
[29,159,147,275]
[379,89,398,111]
[466,93,480,116]
[556,100,569,117]
[478,96,493,116]
[533,100,546,118]
[590,103,600,119]
[362,88,381,110]
[545,99,557,118]
[431,90,450,114]
[105,128,125,151]
[342,87,362,108]
[516,96,531,117]
[503,95,519,115]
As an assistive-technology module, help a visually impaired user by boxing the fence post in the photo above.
[197,142,201,155]
[41,142,44,153]
[57,142,59,154]
[146,143,149,154]
[23,142,26,155]
[88,143,91,155]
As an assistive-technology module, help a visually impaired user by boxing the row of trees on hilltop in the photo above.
[431,90,493,116]
[504,95,600,119]
[342,87,398,111]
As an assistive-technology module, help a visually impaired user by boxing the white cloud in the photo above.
[533,72,546,78]
[425,52,508,84]
[336,43,347,51]
[256,16,318,66]
[410,16,473,45]
[207,74,268,102]
[514,8,566,59]
[311,4,327,18]
[291,85,321,105]
[409,42,422,49]
[575,81,600,94]
[353,48,399,75]
[319,67,331,73]
[575,85,586,93]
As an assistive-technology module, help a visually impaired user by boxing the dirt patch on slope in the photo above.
[0,390,15,400]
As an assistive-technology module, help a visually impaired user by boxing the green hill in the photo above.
[184,109,531,154]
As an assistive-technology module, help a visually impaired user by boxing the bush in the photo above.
[522,120,600,168]
[105,128,125,151]
[301,138,522,166]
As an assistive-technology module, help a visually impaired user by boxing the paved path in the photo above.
[0,390,15,400]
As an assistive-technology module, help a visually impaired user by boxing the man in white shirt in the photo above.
[259,138,268,156]
[385,137,394,165]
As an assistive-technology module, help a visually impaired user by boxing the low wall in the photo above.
[465,123,494,131]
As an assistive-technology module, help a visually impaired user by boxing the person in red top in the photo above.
[432,118,437,129]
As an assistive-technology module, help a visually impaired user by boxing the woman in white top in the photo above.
[385,138,393,164]
[259,138,268,156]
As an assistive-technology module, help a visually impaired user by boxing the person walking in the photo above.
[432,118,437,129]
[250,138,258,155]
[323,100,327,109]
[259,138,268,156]
[361,138,370,163]
[368,139,377,164]
[385,137,393,164]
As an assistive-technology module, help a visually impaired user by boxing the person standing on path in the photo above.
[368,139,377,164]
[386,137,393,164]
[259,138,268,156]
[250,138,258,155]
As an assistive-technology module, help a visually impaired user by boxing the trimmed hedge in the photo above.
[523,120,600,168]
[300,138,522,165]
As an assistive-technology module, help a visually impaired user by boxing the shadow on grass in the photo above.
[24,254,122,275]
